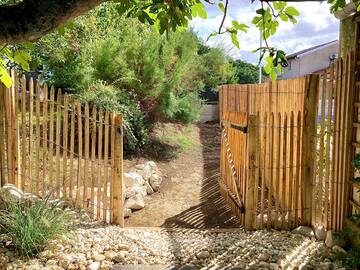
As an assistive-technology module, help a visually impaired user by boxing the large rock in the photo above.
[124,172,145,188]
[124,194,145,210]
[137,163,154,180]
[125,185,147,198]
[325,230,345,248]
[145,181,154,195]
[291,226,314,238]
[313,226,326,241]
[0,184,23,206]
[149,174,162,192]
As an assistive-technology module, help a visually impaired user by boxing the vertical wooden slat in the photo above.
[245,114,258,230]
[69,98,76,201]
[48,87,55,193]
[0,85,5,185]
[274,112,281,229]
[281,113,287,229]
[318,70,327,226]
[6,71,13,184]
[97,110,103,219]
[332,60,341,229]
[76,101,83,206]
[294,111,302,226]
[112,114,124,226]
[253,112,260,228]
[13,72,19,186]
[288,112,294,228]
[62,94,69,199]
[260,112,267,228]
[55,90,62,198]
[20,75,27,190]
[103,111,110,222]
[83,104,90,209]
[301,74,320,226]
[267,112,274,229]
[340,53,353,230]
[337,56,347,231]
[42,85,48,195]
[325,64,334,229]
[90,106,97,216]
[28,78,34,192]
[35,80,41,195]
[110,112,116,224]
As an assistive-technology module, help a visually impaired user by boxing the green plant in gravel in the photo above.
[0,197,72,256]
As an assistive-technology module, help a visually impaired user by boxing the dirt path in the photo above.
[125,123,240,228]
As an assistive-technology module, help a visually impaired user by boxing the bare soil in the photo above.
[124,123,241,229]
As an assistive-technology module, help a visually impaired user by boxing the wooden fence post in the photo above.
[301,74,320,226]
[112,114,124,227]
[0,84,5,185]
[245,114,259,230]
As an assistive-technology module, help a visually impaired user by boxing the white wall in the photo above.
[199,104,219,123]
[281,42,339,79]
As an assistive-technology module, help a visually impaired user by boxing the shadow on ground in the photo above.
[161,123,240,229]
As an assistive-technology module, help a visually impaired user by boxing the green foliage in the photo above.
[2,0,360,87]
[78,81,149,152]
[229,59,266,84]
[0,198,71,256]
[32,4,232,151]
[0,44,32,88]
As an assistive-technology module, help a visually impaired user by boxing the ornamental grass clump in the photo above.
[0,197,72,256]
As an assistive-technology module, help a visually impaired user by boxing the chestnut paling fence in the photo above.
[0,71,124,226]
[219,52,356,231]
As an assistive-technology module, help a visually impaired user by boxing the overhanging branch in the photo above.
[0,0,105,44]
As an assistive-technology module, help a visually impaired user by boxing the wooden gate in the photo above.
[219,111,250,225]
[220,53,357,231]
[0,71,125,226]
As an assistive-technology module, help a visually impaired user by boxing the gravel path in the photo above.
[2,226,345,270]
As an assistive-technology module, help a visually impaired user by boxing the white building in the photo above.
[279,40,339,79]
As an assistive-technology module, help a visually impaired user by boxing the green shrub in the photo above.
[0,198,71,256]
[79,81,149,152]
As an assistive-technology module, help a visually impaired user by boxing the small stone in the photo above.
[104,250,117,261]
[179,265,198,270]
[258,252,270,262]
[196,251,210,259]
[291,226,314,238]
[67,263,77,270]
[124,208,132,218]
[88,261,101,270]
[100,260,112,270]
[259,261,270,267]
[332,245,346,254]
[269,263,279,270]
[93,254,106,261]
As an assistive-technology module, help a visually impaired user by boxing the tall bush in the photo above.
[32,3,234,151]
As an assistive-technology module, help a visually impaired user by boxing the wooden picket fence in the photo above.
[0,71,124,226]
[220,52,356,231]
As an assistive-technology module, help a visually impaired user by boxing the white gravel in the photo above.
[1,225,346,270]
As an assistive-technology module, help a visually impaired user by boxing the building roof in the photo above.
[286,40,339,60]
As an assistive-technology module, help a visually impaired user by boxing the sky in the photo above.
[189,0,339,64]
